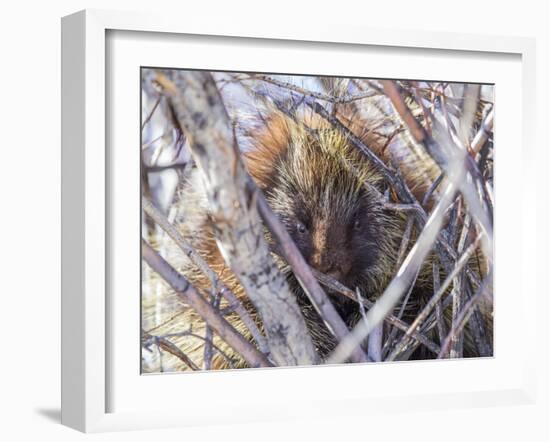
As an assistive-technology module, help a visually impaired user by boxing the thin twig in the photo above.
[141,94,163,131]
[395,216,414,269]
[385,233,483,361]
[422,173,444,207]
[246,74,378,104]
[438,273,493,358]
[311,269,440,354]
[383,266,421,357]
[449,213,472,358]
[161,330,239,369]
[471,109,494,153]
[203,292,221,370]
[433,261,446,343]
[142,330,200,371]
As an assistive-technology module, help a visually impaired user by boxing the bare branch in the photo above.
[156,70,319,366]
[386,233,483,361]
[422,172,444,207]
[380,80,493,262]
[433,261,447,342]
[246,74,378,104]
[142,239,272,368]
[311,269,440,355]
[203,292,221,370]
[449,214,472,358]
[472,109,494,154]
[141,93,163,131]
[438,273,493,358]
[142,330,200,371]
[142,195,269,354]
[161,329,238,369]
[367,321,384,363]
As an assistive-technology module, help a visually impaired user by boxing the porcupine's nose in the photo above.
[328,259,352,282]
[318,261,337,278]
[310,253,350,283]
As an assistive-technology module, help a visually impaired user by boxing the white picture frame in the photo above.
[61,9,537,433]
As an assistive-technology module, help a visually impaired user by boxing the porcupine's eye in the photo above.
[353,218,361,231]
[296,221,308,235]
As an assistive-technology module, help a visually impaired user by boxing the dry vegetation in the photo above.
[140,69,494,372]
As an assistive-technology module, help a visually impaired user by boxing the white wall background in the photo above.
[0,1,547,440]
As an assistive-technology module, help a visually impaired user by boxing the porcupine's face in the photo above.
[263,126,397,294]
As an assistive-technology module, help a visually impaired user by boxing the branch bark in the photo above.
[156,70,319,366]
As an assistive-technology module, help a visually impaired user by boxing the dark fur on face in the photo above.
[246,113,403,300]
[274,181,381,290]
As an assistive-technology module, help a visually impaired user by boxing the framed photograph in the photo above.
[61,9,537,432]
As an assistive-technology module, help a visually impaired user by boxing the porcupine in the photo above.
[142,105,492,372]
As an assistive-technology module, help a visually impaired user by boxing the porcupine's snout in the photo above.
[307,218,353,284]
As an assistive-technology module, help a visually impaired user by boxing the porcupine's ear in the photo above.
[333,108,389,162]
[244,111,294,192]
[334,104,442,207]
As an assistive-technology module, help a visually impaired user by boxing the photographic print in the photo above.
[140,69,494,373]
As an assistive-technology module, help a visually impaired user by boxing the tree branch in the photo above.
[380,80,493,262]
[438,273,493,358]
[142,330,200,371]
[142,195,269,354]
[156,70,319,366]
[142,240,272,368]
[386,233,483,361]
[311,268,440,355]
